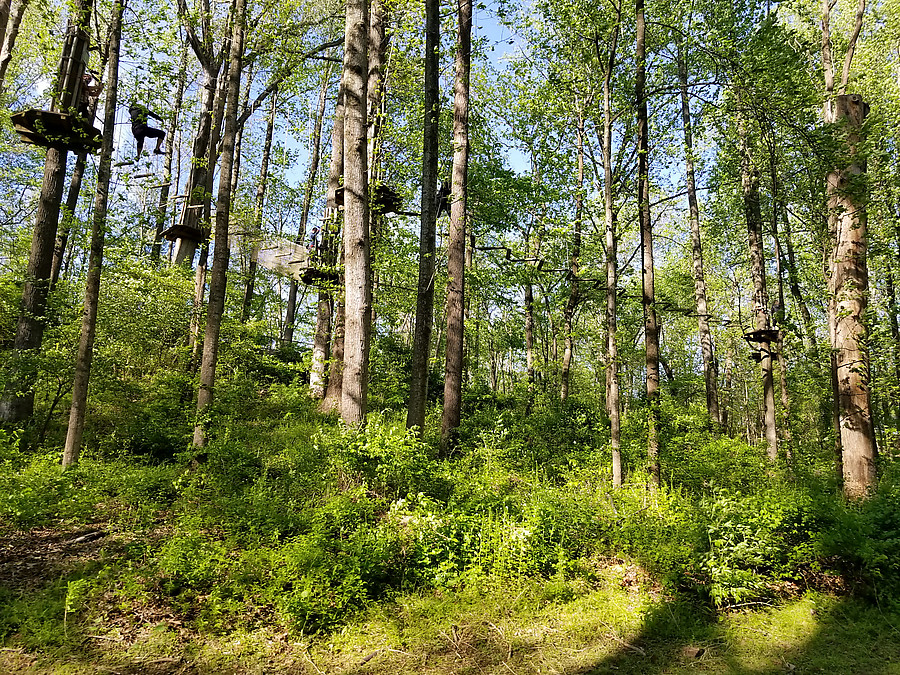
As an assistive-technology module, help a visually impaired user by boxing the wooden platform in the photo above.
[743,329,779,344]
[160,223,204,242]
[256,237,339,286]
[334,184,403,214]
[11,109,102,153]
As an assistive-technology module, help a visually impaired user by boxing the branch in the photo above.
[237,38,342,128]
[839,0,866,94]
[177,0,210,64]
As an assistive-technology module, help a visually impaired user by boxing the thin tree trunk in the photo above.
[782,204,816,351]
[636,0,659,485]
[174,60,222,266]
[310,90,344,398]
[151,40,189,261]
[51,34,111,285]
[284,75,330,343]
[600,10,622,486]
[193,0,245,447]
[0,0,92,423]
[230,64,252,192]
[241,88,278,323]
[50,155,87,290]
[676,37,719,424]
[62,0,124,466]
[322,295,345,411]
[407,0,439,431]
[887,228,900,452]
[826,94,875,497]
[740,124,778,461]
[770,192,793,457]
[561,112,583,402]
[340,0,370,425]
[440,0,470,448]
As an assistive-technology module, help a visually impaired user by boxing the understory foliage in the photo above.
[2,390,900,646]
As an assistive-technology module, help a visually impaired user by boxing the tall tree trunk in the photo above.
[0,0,93,423]
[600,12,622,486]
[193,0,244,447]
[188,68,228,370]
[50,155,87,290]
[174,60,222,266]
[310,85,344,399]
[826,94,875,498]
[676,38,719,425]
[340,0,370,425]
[62,0,124,466]
[440,0,470,448]
[0,0,26,92]
[50,22,111,286]
[151,40,189,261]
[241,89,277,323]
[769,179,793,457]
[230,64,252,191]
[560,112,583,402]
[636,0,660,485]
[740,124,778,461]
[782,204,816,351]
[322,295,344,411]
[367,0,388,179]
[284,74,331,343]
[886,257,900,453]
[406,0,438,431]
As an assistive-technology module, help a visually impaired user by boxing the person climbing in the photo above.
[128,102,165,155]
[78,71,104,121]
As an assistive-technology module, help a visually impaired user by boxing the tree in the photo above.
[406,0,439,432]
[340,0,370,425]
[0,0,94,423]
[63,0,125,466]
[242,89,278,323]
[676,35,719,425]
[193,0,245,447]
[559,110,583,402]
[441,0,472,450]
[636,0,660,485]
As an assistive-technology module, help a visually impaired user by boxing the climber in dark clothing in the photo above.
[128,103,165,155]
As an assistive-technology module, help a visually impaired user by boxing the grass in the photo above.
[3,392,900,673]
[2,573,900,673]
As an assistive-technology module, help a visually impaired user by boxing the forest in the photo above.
[2,0,900,670]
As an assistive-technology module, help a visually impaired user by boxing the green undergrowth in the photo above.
[2,390,900,668]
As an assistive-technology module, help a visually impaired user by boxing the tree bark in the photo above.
[284,70,331,341]
[0,0,93,423]
[406,0,439,431]
[173,60,222,265]
[676,38,719,425]
[50,154,87,290]
[560,112,583,402]
[241,88,278,323]
[310,85,345,398]
[0,0,26,92]
[740,124,778,461]
[187,69,227,371]
[440,0,471,450]
[151,40,189,262]
[599,11,622,486]
[192,0,244,447]
[340,0,370,425]
[322,295,344,412]
[62,0,124,466]
[826,94,875,498]
[636,0,659,485]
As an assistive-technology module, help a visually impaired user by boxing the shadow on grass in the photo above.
[574,592,900,675]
